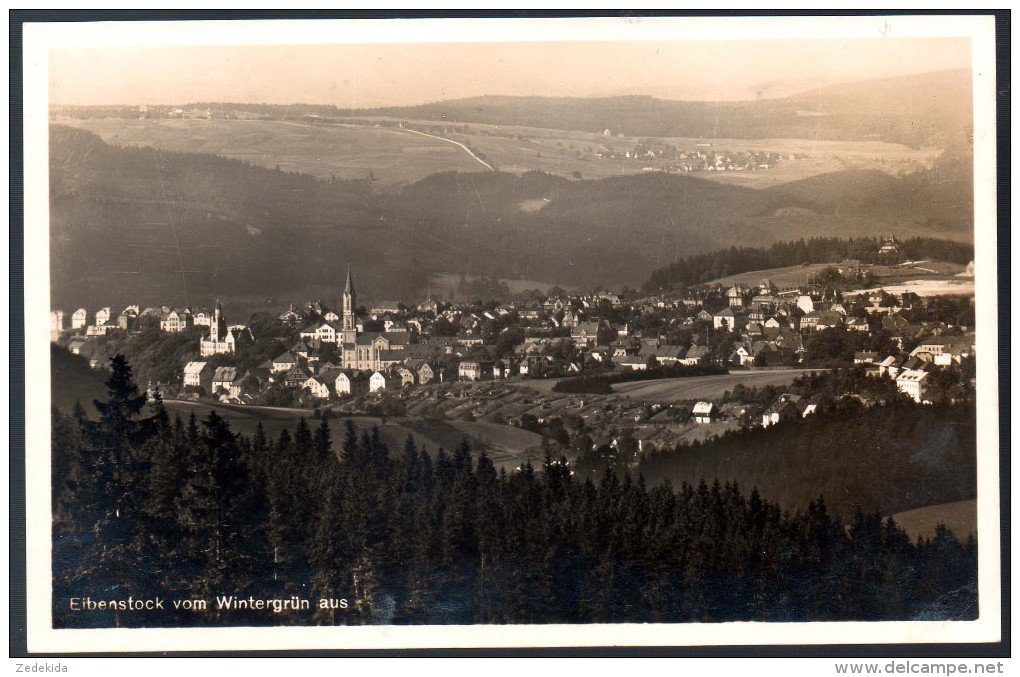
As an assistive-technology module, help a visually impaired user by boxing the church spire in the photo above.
[341,266,357,342]
[344,265,354,294]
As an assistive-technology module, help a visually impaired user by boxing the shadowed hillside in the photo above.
[50,344,108,416]
[638,402,976,520]
[50,125,973,309]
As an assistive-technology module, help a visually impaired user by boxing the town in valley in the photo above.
[42,29,986,630]
[51,239,976,475]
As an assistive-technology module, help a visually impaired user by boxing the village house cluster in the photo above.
[593,142,785,175]
[53,257,973,413]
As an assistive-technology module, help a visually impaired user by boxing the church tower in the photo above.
[211,301,227,343]
[341,266,358,345]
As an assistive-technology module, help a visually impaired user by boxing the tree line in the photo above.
[642,237,975,292]
[52,355,977,628]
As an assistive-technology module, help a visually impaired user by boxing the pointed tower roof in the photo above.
[344,266,354,294]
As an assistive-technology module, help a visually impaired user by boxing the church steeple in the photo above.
[341,266,357,344]
[344,265,354,295]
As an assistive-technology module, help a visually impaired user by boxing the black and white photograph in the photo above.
[17,13,1003,655]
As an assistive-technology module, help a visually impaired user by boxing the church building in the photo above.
[339,268,410,371]
[199,303,254,356]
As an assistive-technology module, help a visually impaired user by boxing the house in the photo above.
[317,365,344,387]
[713,307,748,331]
[117,310,138,332]
[877,355,899,377]
[814,311,844,331]
[94,307,112,326]
[911,339,973,366]
[616,355,649,371]
[459,360,494,381]
[369,371,388,393]
[211,366,239,396]
[299,321,339,344]
[71,308,88,330]
[692,401,718,424]
[50,310,68,339]
[192,310,212,327]
[282,365,311,388]
[854,351,879,364]
[271,351,301,374]
[762,393,802,428]
[335,370,371,398]
[302,375,332,400]
[183,361,212,393]
[733,344,753,367]
[160,309,191,333]
[896,369,929,403]
[653,344,687,365]
[278,305,304,326]
[417,362,440,385]
[396,366,417,387]
[696,309,713,323]
[727,284,748,308]
[845,316,870,332]
[679,345,709,366]
[453,334,485,347]
[571,321,614,348]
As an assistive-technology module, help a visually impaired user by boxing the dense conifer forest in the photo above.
[52,356,977,627]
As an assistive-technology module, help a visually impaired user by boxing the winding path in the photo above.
[395,127,495,171]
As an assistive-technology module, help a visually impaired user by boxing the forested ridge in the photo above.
[52,356,977,627]
[643,236,975,292]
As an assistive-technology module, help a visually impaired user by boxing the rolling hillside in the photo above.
[49,125,973,310]
[52,118,490,188]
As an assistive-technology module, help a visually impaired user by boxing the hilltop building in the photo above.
[199,303,253,356]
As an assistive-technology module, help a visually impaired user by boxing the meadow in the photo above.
[54,117,489,189]
[891,499,977,541]
[611,368,822,403]
[55,115,934,191]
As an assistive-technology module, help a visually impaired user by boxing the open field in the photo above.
[161,398,541,471]
[707,263,841,289]
[707,260,971,294]
[439,124,935,188]
[55,115,935,191]
[845,279,975,298]
[54,117,489,189]
[348,115,935,187]
[891,499,976,541]
[612,368,823,402]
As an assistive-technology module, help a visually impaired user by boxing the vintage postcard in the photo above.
[21,14,1001,653]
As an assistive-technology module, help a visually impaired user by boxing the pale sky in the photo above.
[49,37,971,108]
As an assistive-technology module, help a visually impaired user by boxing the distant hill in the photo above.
[49,125,974,310]
[58,69,971,149]
[348,69,972,149]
